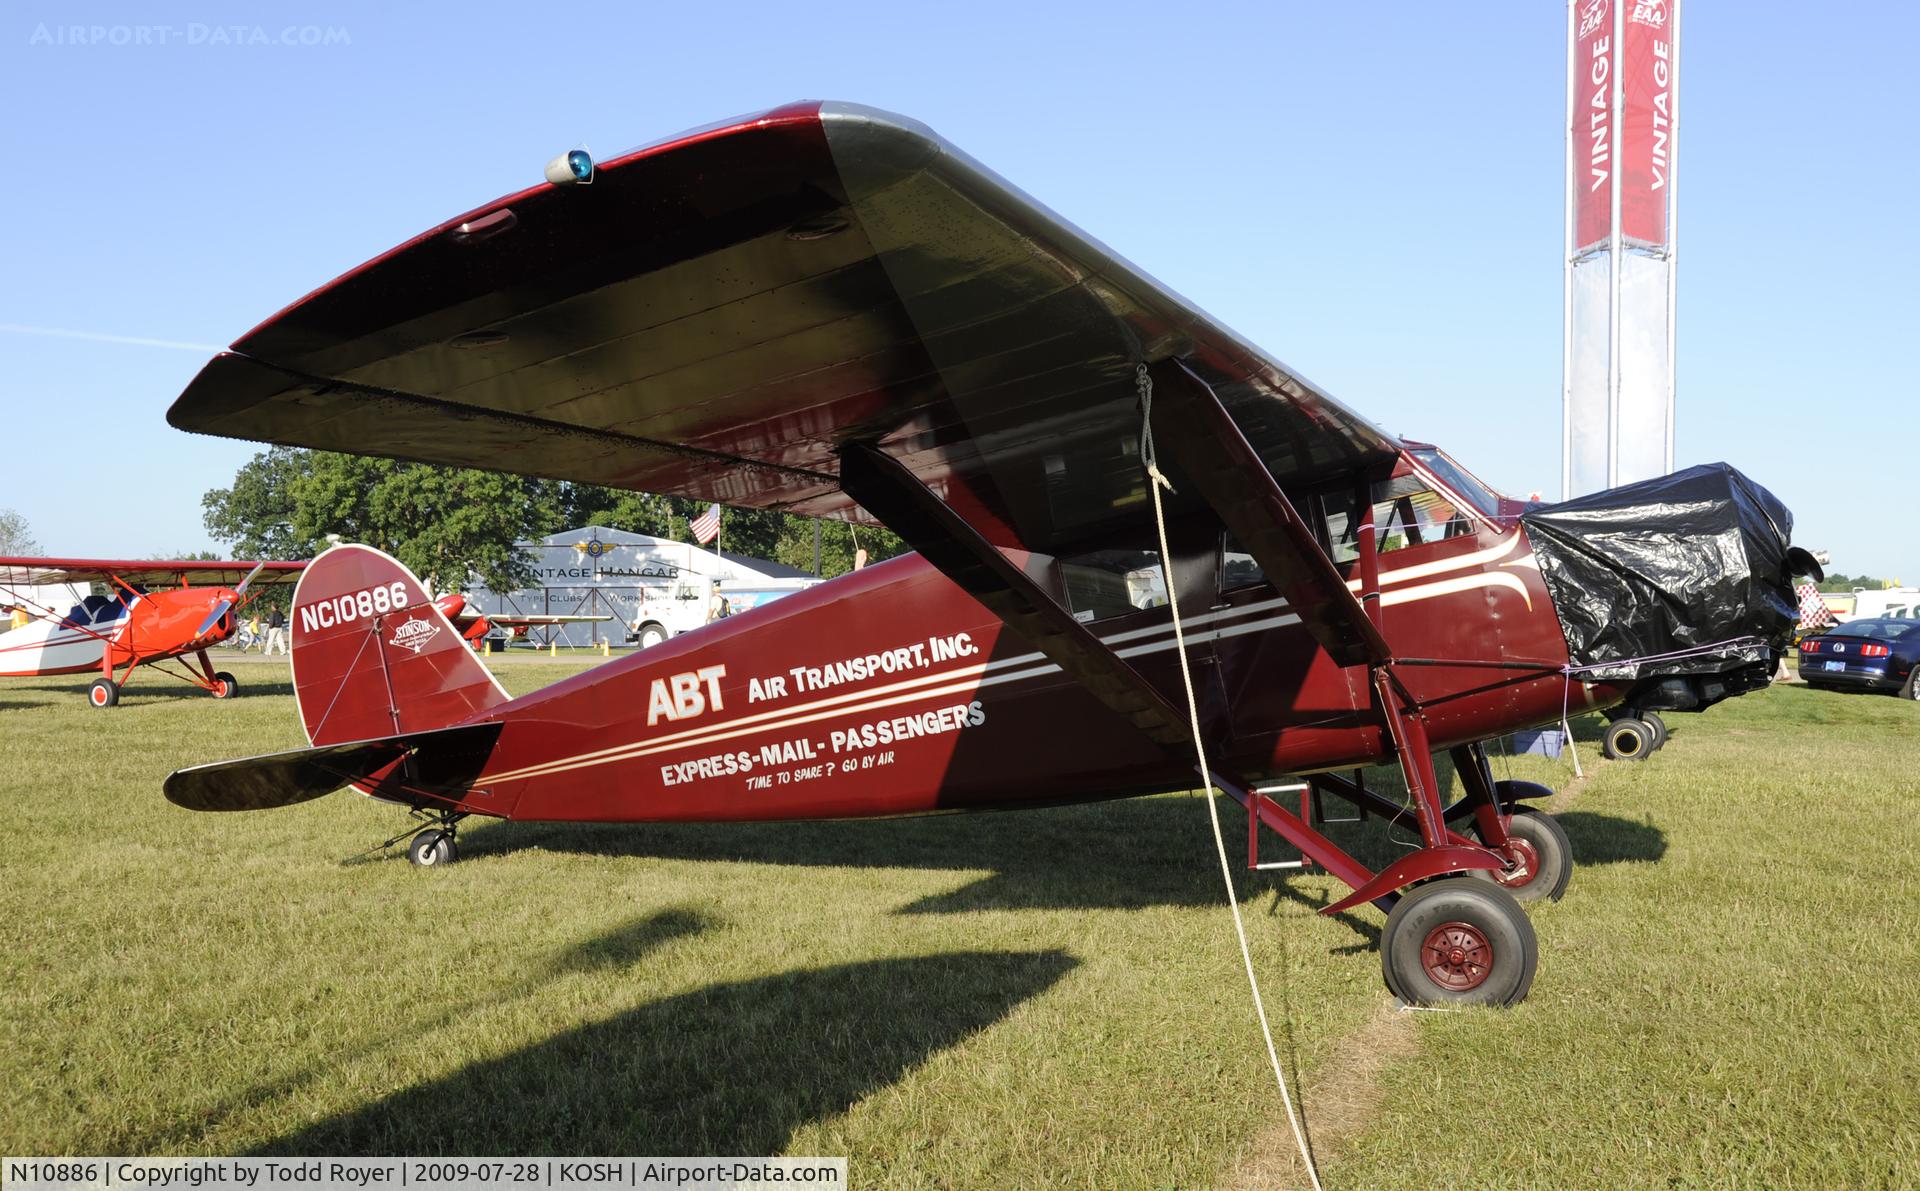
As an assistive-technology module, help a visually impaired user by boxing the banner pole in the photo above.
[1665,0,1682,475]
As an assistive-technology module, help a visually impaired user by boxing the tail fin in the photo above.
[290,544,510,746]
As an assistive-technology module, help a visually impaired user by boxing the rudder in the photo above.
[289,544,510,745]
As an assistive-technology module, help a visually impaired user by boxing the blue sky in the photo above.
[2,1,1913,581]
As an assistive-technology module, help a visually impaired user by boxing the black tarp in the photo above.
[1521,463,1803,682]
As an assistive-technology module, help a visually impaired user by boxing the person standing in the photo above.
[264,607,288,656]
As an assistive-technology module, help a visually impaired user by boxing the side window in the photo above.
[1321,478,1475,564]
[1222,541,1264,591]
[1058,548,1163,621]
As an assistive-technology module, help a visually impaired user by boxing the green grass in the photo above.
[2,662,1915,1187]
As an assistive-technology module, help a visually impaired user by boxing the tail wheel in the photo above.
[88,679,119,709]
[407,829,458,867]
[1600,717,1655,761]
[1381,880,1537,1008]
[1467,807,1573,902]
[211,671,239,699]
[1640,711,1669,749]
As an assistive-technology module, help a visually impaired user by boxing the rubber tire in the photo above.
[1467,807,1573,903]
[636,623,668,649]
[1901,669,1919,701]
[88,679,119,708]
[1640,710,1668,749]
[408,829,456,867]
[211,671,239,699]
[1600,717,1655,762]
[1381,880,1537,1008]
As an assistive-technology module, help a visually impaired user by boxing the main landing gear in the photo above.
[88,679,118,708]
[1467,805,1573,903]
[1381,880,1537,1008]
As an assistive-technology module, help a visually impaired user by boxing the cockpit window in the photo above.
[1321,477,1476,563]
[1410,449,1501,517]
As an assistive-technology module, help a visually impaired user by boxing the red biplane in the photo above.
[0,557,304,705]
[426,592,611,648]
[161,103,1816,1006]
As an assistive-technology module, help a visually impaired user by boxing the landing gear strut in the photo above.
[367,810,470,867]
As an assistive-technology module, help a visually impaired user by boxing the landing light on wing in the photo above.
[543,148,593,186]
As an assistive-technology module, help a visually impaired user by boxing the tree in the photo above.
[204,449,566,592]
[0,508,39,554]
[203,449,915,593]
[200,447,308,560]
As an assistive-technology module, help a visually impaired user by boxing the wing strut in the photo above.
[1139,359,1504,909]
[838,443,1191,748]
[1143,359,1390,667]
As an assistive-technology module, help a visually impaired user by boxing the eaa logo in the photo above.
[1577,0,1609,38]
[1629,0,1666,29]
[389,616,442,654]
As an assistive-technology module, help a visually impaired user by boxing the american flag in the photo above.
[689,503,722,545]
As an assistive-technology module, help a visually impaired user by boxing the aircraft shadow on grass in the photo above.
[458,795,1666,919]
[253,947,1076,1157]
[117,908,712,1154]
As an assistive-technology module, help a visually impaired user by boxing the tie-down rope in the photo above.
[1137,363,1323,1191]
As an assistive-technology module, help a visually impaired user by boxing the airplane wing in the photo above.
[168,101,1400,558]
[0,557,306,591]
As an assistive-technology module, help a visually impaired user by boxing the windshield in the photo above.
[1411,449,1501,517]
[1827,620,1920,642]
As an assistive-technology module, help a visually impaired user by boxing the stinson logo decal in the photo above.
[389,616,441,654]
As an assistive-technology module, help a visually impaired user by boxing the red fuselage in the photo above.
[345,516,1604,825]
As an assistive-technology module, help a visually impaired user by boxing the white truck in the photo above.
[1835,587,1920,623]
[626,576,819,647]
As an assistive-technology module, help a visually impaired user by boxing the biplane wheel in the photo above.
[1467,807,1572,903]
[1640,711,1668,749]
[87,679,119,709]
[1600,717,1655,762]
[211,672,239,699]
[407,829,457,867]
[1381,880,1536,1008]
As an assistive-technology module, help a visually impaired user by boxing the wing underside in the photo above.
[168,102,1397,558]
[0,558,305,590]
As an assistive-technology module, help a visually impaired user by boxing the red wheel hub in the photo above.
[1421,921,1493,991]
[1491,837,1541,889]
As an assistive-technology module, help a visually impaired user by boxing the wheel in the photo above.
[408,829,457,867]
[636,622,668,649]
[87,679,119,708]
[1467,807,1573,903]
[1381,880,1537,1008]
[1901,669,1919,701]
[1640,710,1668,749]
[1600,717,1655,761]
[211,671,239,699]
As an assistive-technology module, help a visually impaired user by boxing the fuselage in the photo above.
[0,587,238,678]
[395,508,1607,825]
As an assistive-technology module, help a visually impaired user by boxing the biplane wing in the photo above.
[0,557,305,592]
[168,102,1399,558]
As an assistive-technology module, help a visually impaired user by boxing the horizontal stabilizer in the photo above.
[165,722,500,812]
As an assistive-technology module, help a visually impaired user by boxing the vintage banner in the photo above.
[1620,0,1675,246]
[1571,0,1615,254]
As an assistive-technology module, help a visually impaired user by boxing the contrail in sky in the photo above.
[0,323,222,353]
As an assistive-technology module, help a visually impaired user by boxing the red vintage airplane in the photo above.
[161,103,1816,1007]
[0,557,304,705]
[426,592,611,647]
